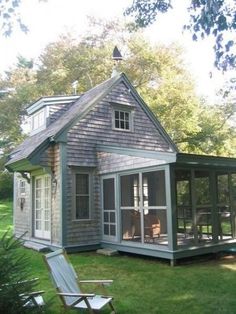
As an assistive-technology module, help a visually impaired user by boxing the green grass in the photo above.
[1,199,236,313]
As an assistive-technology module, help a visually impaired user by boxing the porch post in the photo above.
[210,170,218,243]
[166,165,177,251]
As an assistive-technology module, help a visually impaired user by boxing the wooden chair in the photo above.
[150,222,161,240]
[44,249,116,314]
[1,278,45,309]
[144,218,161,243]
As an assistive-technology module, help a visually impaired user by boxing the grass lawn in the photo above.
[1,200,236,313]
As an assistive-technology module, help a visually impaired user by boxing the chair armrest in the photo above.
[79,280,113,285]
[58,292,95,297]
[21,291,45,297]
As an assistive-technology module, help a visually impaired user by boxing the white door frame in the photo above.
[34,174,51,240]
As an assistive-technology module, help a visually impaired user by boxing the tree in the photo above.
[0,0,28,36]
[0,18,235,159]
[124,0,236,71]
[0,0,48,37]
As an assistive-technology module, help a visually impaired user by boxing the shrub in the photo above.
[0,170,13,200]
[0,230,42,313]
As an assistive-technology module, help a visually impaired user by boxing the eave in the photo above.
[27,95,80,115]
[175,153,236,169]
[5,158,41,172]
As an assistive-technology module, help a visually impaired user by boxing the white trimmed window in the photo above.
[74,173,90,220]
[31,108,46,133]
[114,110,130,130]
[19,180,26,195]
[112,107,134,132]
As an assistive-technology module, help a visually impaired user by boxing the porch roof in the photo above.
[175,153,236,169]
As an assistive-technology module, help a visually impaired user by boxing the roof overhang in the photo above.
[27,95,80,115]
[175,153,236,169]
[5,158,42,172]
[97,144,177,162]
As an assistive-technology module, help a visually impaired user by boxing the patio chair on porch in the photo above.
[44,249,116,314]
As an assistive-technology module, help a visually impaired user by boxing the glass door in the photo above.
[120,170,168,246]
[34,175,51,239]
[102,177,117,241]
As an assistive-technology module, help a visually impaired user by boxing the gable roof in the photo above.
[6,73,177,171]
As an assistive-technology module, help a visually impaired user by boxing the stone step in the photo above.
[23,241,51,252]
[96,248,119,256]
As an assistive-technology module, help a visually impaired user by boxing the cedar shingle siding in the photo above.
[8,73,176,249]
[64,81,172,246]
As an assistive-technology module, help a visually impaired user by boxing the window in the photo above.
[19,180,26,195]
[113,108,133,131]
[31,108,46,132]
[75,173,90,220]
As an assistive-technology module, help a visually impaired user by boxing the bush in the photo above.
[0,171,13,200]
[0,230,42,313]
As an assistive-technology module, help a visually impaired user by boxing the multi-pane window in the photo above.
[114,110,130,130]
[31,108,45,132]
[75,173,90,220]
[19,180,26,195]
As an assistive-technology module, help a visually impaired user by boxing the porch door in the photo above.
[121,170,167,245]
[34,175,51,239]
[102,177,117,241]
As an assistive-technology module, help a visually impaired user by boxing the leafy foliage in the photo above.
[0,18,235,160]
[0,170,13,199]
[125,0,236,70]
[0,0,28,36]
[0,229,42,313]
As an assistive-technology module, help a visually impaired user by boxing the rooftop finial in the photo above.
[111,46,122,77]
[72,80,78,94]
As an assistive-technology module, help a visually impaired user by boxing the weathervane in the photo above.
[111,46,122,77]
[72,80,78,94]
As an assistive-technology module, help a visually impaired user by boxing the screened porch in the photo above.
[101,153,236,262]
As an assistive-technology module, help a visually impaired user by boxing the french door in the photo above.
[120,170,167,245]
[34,175,51,239]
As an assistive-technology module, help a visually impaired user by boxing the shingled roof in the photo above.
[6,73,123,169]
[6,72,177,171]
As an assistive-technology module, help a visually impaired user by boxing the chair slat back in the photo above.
[45,249,81,306]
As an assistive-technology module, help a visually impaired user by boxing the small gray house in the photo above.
[6,72,236,265]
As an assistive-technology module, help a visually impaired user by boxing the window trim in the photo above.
[30,107,49,135]
[19,179,26,196]
[72,170,93,221]
[111,105,134,132]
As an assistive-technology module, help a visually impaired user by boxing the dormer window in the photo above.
[30,108,47,134]
[32,108,45,130]
[112,104,134,132]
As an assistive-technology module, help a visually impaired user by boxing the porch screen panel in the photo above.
[195,170,212,243]
[103,178,116,237]
[217,174,233,240]
[142,171,167,245]
[121,174,141,242]
[175,170,193,246]
[121,174,139,207]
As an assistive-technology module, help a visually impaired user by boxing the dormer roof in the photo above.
[6,73,177,171]
[27,95,80,115]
